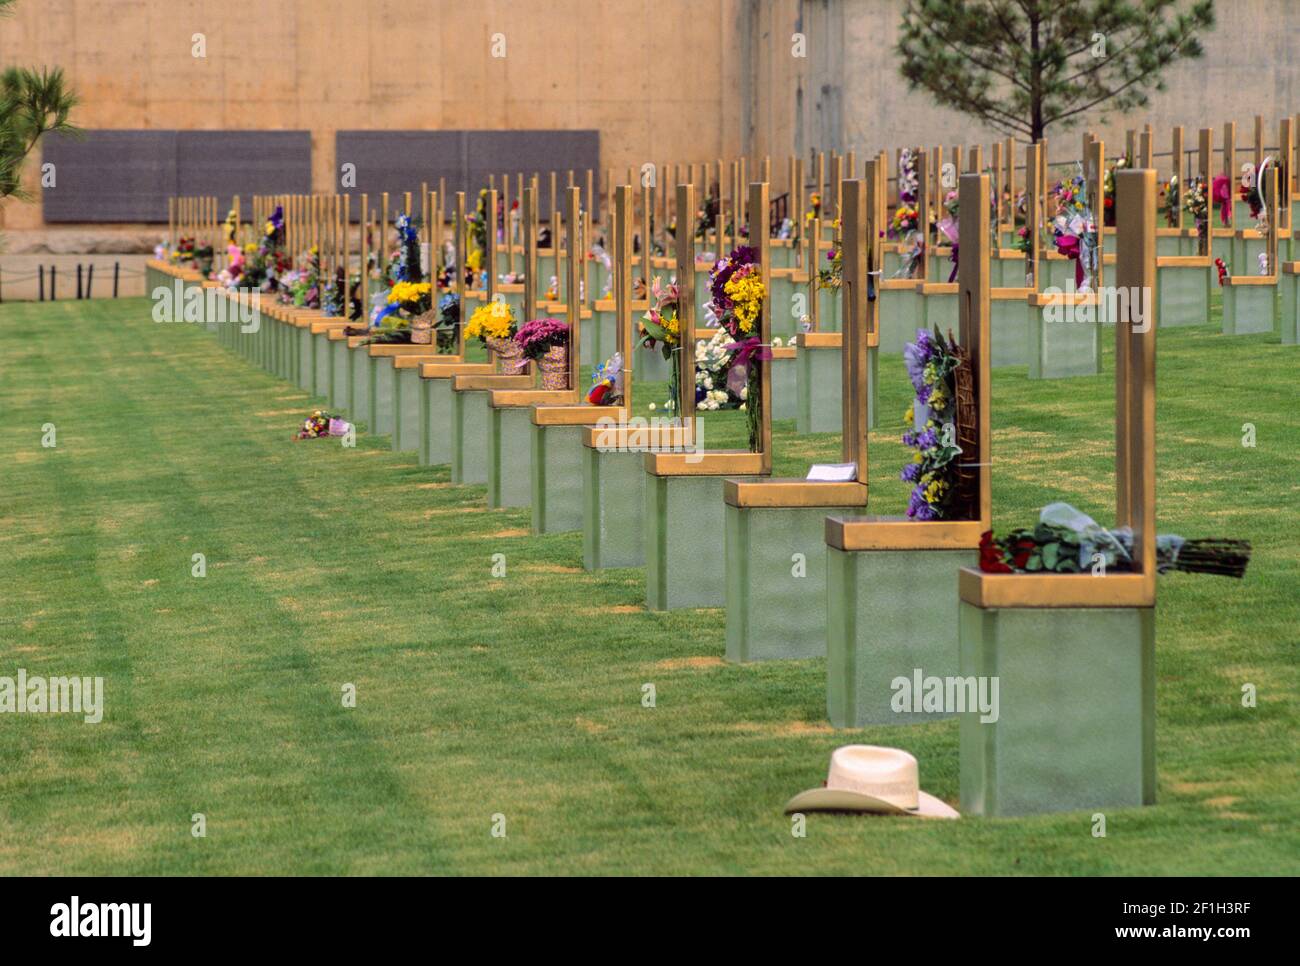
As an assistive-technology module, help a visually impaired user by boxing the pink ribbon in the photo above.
[1055,234,1086,288]
[725,335,772,369]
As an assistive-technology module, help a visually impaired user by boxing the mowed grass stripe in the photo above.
[0,295,1296,875]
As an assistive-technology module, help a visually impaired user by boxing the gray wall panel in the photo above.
[42,129,311,223]
[466,130,600,221]
[177,131,312,221]
[336,131,464,220]
[335,129,599,222]
[42,130,178,223]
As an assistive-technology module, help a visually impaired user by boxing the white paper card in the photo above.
[806,463,857,482]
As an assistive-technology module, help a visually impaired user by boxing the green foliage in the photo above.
[896,0,1215,141]
[0,0,79,201]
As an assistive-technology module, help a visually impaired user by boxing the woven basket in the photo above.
[410,311,435,345]
[538,344,569,390]
[486,335,524,373]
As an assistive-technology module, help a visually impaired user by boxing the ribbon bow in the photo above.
[1212,175,1232,226]
[724,335,772,397]
[1055,233,1086,288]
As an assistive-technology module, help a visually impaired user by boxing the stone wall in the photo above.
[1,0,1295,244]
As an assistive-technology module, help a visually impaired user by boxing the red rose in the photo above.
[978,531,1014,573]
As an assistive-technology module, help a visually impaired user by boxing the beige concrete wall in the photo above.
[1,0,1295,240]
[0,0,749,233]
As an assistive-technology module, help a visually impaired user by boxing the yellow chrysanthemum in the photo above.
[724,271,765,334]
[387,281,431,304]
[464,299,517,341]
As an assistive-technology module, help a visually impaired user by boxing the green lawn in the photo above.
[0,295,1296,875]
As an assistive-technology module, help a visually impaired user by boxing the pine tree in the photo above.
[0,0,79,201]
[895,0,1215,142]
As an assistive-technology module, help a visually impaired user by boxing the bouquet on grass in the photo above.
[901,328,965,521]
[708,245,768,450]
[294,410,351,440]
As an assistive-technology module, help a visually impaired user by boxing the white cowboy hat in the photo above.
[784,745,959,819]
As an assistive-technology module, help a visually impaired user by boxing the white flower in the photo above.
[772,336,783,347]
[648,402,657,411]
[740,385,748,400]
[739,403,747,411]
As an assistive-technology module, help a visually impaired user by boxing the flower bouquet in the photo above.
[937,189,961,281]
[639,276,684,406]
[805,191,822,225]
[1049,167,1099,291]
[1184,175,1209,245]
[389,213,424,286]
[889,200,923,279]
[322,266,344,317]
[708,245,768,449]
[695,329,742,412]
[1102,155,1127,226]
[464,299,521,371]
[514,317,570,388]
[285,245,322,308]
[435,292,460,352]
[294,410,351,440]
[900,328,967,521]
[1162,175,1180,227]
[979,503,1250,578]
[817,243,842,289]
[172,236,195,266]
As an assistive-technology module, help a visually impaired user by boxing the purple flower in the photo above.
[907,485,936,520]
[917,427,939,450]
[515,317,569,359]
[900,462,921,483]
